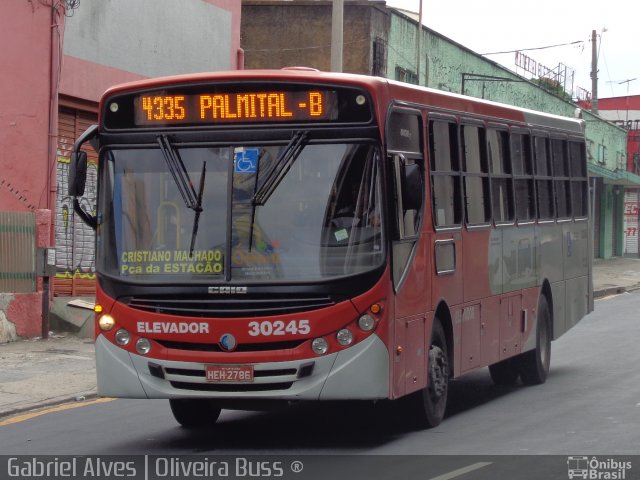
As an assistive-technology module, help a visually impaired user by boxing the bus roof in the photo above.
[101,68,584,134]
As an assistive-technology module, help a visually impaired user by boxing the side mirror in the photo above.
[400,162,423,211]
[69,150,88,196]
[68,124,99,230]
[68,124,98,197]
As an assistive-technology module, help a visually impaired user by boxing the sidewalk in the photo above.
[1,257,640,420]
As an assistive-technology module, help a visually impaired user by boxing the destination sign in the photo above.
[132,90,338,125]
[102,82,374,129]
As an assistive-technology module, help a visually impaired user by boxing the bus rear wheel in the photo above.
[169,399,222,428]
[519,296,552,385]
[410,318,449,428]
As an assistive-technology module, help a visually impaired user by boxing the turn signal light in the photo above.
[370,303,382,314]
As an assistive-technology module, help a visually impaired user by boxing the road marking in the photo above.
[0,398,115,427]
[428,462,492,480]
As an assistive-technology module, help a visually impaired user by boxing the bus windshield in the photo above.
[97,142,385,283]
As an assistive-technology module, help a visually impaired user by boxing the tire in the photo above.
[169,399,222,428]
[409,318,449,428]
[519,296,552,385]
[489,358,519,386]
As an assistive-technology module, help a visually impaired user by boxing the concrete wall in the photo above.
[0,2,63,341]
[61,0,242,102]
[242,0,389,75]
[0,2,54,214]
[0,0,241,340]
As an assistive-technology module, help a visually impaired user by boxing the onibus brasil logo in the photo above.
[567,456,632,479]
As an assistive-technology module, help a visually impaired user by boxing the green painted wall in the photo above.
[387,11,628,258]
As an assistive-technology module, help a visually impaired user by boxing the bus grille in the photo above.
[169,381,293,392]
[156,339,305,353]
[122,294,335,318]
[157,363,312,393]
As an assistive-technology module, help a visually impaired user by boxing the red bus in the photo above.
[69,69,593,428]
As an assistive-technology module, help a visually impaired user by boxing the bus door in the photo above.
[386,109,428,398]
[427,116,464,375]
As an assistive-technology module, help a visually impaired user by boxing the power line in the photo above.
[481,40,584,56]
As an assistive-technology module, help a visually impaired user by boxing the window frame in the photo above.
[510,128,537,224]
[428,113,463,231]
[533,131,555,222]
[487,123,515,226]
[568,136,589,221]
[460,118,491,228]
[550,134,572,221]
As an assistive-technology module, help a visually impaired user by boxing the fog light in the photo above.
[114,328,130,346]
[336,328,353,346]
[311,337,329,355]
[98,314,115,331]
[358,314,375,332]
[136,338,151,355]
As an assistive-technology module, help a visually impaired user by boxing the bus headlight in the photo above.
[311,337,329,355]
[98,314,115,332]
[336,328,353,346]
[136,338,152,355]
[114,329,131,346]
[358,314,375,332]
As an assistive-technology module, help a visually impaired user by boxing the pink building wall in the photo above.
[1,0,242,340]
[60,0,243,104]
[0,2,57,213]
[0,2,64,340]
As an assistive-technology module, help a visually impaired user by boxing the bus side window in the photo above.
[488,128,514,224]
[461,123,491,225]
[511,132,536,222]
[534,135,555,220]
[428,120,461,228]
[569,140,588,218]
[551,137,571,219]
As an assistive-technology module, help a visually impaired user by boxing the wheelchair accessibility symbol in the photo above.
[234,149,259,173]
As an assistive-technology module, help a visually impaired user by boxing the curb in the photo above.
[0,390,98,420]
[593,287,627,299]
[594,285,640,299]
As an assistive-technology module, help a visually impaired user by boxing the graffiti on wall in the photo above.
[56,135,97,281]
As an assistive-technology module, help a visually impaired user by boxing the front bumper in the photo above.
[95,334,390,401]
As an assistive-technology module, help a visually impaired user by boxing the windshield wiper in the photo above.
[189,161,206,254]
[252,130,308,206]
[157,135,206,255]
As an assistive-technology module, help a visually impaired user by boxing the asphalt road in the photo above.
[1,292,638,478]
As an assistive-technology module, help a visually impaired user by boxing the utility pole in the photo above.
[591,29,598,114]
[415,0,423,85]
[331,0,344,72]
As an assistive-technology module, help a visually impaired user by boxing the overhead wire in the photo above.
[481,40,585,56]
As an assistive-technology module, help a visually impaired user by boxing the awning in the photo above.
[588,162,640,187]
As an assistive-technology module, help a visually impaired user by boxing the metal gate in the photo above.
[0,211,36,293]
[53,107,98,296]
[624,190,639,257]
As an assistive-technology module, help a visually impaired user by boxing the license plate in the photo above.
[205,365,254,383]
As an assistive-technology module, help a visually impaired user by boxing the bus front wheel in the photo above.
[410,318,449,428]
[169,398,222,428]
[519,296,552,385]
